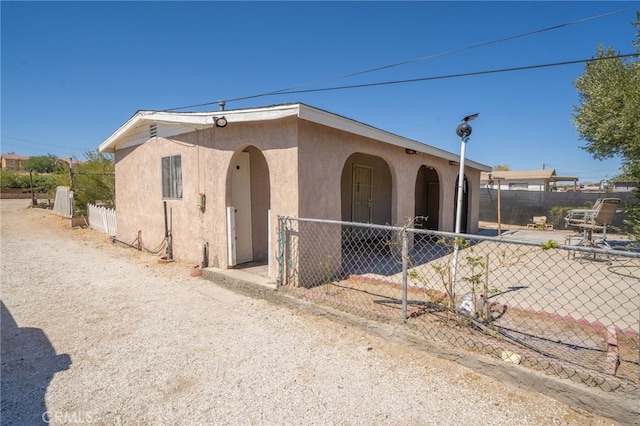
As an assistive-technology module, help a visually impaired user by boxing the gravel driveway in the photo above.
[0,199,619,425]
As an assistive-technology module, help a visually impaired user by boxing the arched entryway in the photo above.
[414,166,440,230]
[453,175,469,233]
[227,146,270,266]
[340,153,392,225]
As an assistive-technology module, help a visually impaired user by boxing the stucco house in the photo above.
[99,103,490,279]
[612,181,636,192]
[480,169,578,192]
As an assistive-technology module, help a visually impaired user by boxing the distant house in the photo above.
[612,181,636,192]
[1,153,30,171]
[99,103,491,278]
[480,169,578,192]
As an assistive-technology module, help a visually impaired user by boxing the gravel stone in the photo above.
[1,200,619,425]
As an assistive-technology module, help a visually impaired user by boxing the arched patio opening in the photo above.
[340,153,392,225]
[414,165,440,230]
[454,175,469,233]
[227,146,270,265]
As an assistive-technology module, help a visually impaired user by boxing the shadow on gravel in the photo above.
[1,301,71,425]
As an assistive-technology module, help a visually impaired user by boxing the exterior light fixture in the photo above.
[214,116,228,128]
[455,113,478,138]
[405,148,417,155]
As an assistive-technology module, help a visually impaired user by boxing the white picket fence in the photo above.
[53,186,116,235]
[53,186,74,219]
[87,203,117,236]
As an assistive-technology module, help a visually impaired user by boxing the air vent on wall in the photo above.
[150,123,157,138]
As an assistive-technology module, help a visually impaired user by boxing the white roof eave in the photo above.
[98,103,491,171]
[98,106,302,153]
[297,105,491,171]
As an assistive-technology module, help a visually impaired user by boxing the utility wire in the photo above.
[266,53,640,96]
[163,5,639,111]
[165,53,639,108]
[230,5,640,100]
[1,134,84,152]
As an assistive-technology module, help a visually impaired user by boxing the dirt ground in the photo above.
[285,277,638,384]
[0,199,631,425]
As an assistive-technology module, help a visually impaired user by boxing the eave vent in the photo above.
[150,124,158,138]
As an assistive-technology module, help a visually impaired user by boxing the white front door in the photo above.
[231,152,253,264]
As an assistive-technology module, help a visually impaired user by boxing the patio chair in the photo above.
[527,216,553,230]
[570,198,621,250]
[564,198,602,230]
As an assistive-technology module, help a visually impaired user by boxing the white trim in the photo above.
[268,209,272,279]
[98,103,491,171]
[296,104,489,170]
[226,206,236,267]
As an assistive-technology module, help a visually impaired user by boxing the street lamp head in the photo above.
[456,122,472,138]
[462,113,479,122]
[456,113,479,138]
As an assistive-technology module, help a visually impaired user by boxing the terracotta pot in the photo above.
[190,265,202,277]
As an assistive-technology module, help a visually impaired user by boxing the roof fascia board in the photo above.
[99,111,147,153]
[99,106,302,153]
[134,107,301,125]
[297,104,491,171]
[99,103,491,171]
[99,110,221,153]
[221,104,300,123]
[115,122,212,151]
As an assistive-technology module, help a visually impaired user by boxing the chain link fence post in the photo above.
[402,228,409,321]
[276,216,285,289]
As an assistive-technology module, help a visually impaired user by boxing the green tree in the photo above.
[572,12,640,240]
[22,154,65,173]
[34,172,69,201]
[0,169,23,189]
[492,164,511,171]
[72,151,115,215]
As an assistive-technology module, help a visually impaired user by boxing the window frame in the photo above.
[161,154,183,199]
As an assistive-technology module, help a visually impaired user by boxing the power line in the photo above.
[271,53,639,96]
[163,5,640,111]
[165,53,639,108]
[1,134,85,153]
[228,5,640,100]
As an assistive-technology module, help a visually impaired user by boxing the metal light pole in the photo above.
[451,113,478,304]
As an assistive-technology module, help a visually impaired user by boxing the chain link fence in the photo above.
[276,216,640,391]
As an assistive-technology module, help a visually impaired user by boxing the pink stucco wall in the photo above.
[113,115,481,280]
[296,120,480,232]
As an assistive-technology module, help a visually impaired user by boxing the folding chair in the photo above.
[564,198,602,230]
[572,198,621,250]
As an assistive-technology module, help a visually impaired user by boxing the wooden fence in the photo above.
[87,203,117,236]
[52,186,74,219]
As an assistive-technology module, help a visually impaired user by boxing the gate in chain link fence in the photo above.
[276,216,640,391]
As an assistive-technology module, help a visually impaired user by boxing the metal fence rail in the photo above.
[87,203,117,236]
[277,216,640,391]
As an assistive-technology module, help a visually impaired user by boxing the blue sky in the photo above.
[2,1,638,183]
